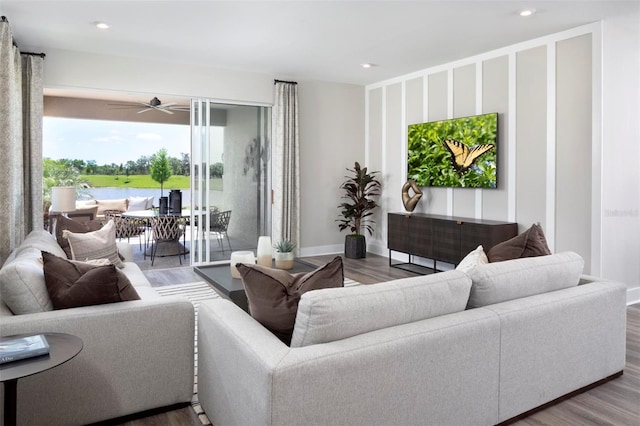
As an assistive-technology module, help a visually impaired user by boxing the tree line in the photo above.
[49,153,224,178]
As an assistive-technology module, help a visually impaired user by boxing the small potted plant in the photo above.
[274,239,296,269]
[337,162,381,259]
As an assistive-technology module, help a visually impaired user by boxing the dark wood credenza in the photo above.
[388,213,518,273]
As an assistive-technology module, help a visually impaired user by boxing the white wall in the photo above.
[600,12,640,302]
[365,16,640,303]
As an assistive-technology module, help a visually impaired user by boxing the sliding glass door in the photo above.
[190,99,271,265]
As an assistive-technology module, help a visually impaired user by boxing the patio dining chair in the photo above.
[210,209,232,253]
[104,212,147,249]
[150,215,188,266]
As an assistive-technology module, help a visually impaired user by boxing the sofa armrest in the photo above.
[0,297,195,425]
[198,299,290,426]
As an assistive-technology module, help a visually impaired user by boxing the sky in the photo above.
[43,117,192,165]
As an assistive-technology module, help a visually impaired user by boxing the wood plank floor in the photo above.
[121,254,640,426]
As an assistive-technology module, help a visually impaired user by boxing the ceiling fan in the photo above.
[108,97,190,114]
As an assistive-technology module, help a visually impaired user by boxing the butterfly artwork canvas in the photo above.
[407,112,498,188]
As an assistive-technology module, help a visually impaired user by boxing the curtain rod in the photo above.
[1,16,46,58]
[274,79,298,85]
[22,51,46,58]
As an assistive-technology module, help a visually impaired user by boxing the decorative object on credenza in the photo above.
[337,162,381,259]
[401,179,423,213]
[230,251,256,279]
[256,236,272,267]
[274,240,296,270]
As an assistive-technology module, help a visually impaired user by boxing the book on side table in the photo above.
[0,334,50,364]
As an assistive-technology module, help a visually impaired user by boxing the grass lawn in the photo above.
[82,175,223,190]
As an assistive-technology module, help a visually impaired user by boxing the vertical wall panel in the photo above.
[425,71,449,215]
[556,34,592,271]
[452,64,477,218]
[405,77,424,213]
[406,77,424,126]
[368,87,384,243]
[516,46,547,231]
[482,56,510,221]
[368,88,383,174]
[381,83,403,241]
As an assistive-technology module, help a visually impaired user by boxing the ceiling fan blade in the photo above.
[161,102,178,107]
[137,108,153,114]
[157,108,174,115]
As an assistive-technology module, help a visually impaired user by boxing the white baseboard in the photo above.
[299,244,343,257]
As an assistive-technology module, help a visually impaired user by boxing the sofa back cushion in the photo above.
[290,270,472,347]
[15,229,67,259]
[466,251,584,308]
[0,247,53,314]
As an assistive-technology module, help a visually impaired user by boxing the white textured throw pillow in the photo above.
[456,245,489,273]
[64,220,124,268]
[127,196,148,211]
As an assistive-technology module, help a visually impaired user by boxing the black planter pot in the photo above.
[345,235,366,259]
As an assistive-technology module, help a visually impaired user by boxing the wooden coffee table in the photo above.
[194,259,317,312]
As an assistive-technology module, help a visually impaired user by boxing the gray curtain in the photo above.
[272,81,300,252]
[0,18,44,264]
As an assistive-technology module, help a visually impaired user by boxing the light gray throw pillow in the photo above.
[466,251,584,308]
[290,270,472,347]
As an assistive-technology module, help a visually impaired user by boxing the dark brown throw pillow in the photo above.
[237,256,344,345]
[41,251,140,310]
[487,223,551,262]
[55,215,103,258]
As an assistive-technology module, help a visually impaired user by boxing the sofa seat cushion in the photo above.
[290,269,472,347]
[466,251,584,308]
[0,247,54,314]
[237,257,344,345]
[42,251,140,309]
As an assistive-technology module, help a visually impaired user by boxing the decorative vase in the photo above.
[345,235,366,259]
[230,251,255,278]
[256,236,272,267]
[275,251,295,270]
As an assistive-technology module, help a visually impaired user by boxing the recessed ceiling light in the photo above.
[94,21,110,30]
[361,63,374,69]
[519,9,536,17]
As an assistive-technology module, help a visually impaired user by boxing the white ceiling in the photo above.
[1,0,636,88]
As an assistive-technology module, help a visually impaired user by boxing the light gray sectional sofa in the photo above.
[0,230,195,425]
[197,251,627,426]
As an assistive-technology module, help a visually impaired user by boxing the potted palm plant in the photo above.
[337,162,381,258]
[274,239,296,269]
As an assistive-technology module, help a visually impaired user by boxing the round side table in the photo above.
[0,333,83,426]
